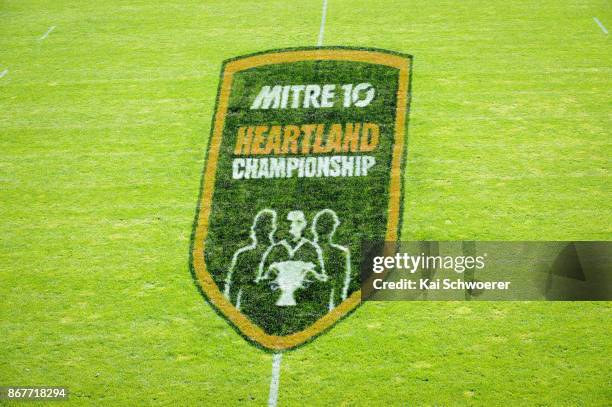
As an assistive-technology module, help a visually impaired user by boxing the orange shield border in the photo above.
[190,47,412,351]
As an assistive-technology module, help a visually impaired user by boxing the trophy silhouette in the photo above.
[269,260,327,306]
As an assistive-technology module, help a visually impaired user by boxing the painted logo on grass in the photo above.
[191,47,412,351]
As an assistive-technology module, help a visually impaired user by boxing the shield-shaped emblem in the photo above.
[191,47,412,351]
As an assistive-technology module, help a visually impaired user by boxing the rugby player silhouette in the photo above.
[311,209,351,310]
[223,209,277,310]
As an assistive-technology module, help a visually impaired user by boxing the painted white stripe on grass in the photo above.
[268,3,329,404]
[0,69,8,79]
[593,17,608,34]
[317,0,328,46]
[267,353,282,407]
[40,25,56,40]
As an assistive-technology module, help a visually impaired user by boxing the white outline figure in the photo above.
[256,210,327,307]
[256,210,326,283]
[311,209,351,310]
[224,209,277,310]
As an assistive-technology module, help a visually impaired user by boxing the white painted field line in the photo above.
[593,17,608,34]
[267,3,330,405]
[40,25,56,40]
[317,0,328,46]
[0,69,8,79]
[267,353,282,407]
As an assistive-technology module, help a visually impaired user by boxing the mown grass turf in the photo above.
[1,0,610,405]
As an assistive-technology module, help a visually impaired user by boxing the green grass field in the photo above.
[1,0,610,405]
